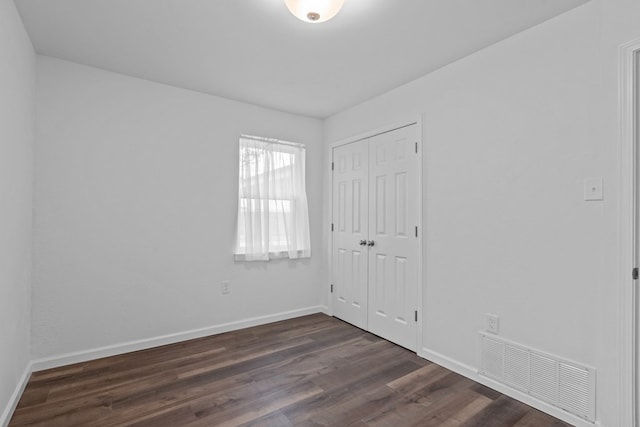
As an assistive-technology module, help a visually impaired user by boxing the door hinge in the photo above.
[415,142,418,154]
[331,223,334,232]
[330,284,334,293]
[633,268,638,280]
[331,162,334,171]
[414,310,418,322]
[415,226,418,238]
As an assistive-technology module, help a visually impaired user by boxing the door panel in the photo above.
[332,140,369,329]
[367,125,419,351]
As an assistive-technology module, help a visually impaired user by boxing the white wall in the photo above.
[33,56,325,360]
[324,1,638,425]
[0,0,35,423]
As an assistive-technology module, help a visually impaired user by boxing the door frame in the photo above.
[620,37,640,427]
[328,117,424,352]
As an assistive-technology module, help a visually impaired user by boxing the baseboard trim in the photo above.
[1,362,33,427]
[418,346,477,379]
[419,347,601,427]
[31,306,326,372]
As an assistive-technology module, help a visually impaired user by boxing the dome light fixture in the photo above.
[285,0,345,23]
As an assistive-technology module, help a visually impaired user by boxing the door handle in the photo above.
[359,240,367,246]
[367,240,375,247]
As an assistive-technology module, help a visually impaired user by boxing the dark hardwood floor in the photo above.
[10,314,571,426]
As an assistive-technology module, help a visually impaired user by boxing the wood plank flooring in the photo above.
[10,314,572,426]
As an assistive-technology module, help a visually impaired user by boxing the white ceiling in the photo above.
[15,0,589,118]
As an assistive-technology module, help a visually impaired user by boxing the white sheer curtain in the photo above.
[234,135,311,261]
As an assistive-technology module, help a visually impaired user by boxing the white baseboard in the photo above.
[1,362,33,427]
[419,347,601,427]
[418,346,477,379]
[31,306,326,372]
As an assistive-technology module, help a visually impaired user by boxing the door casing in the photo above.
[619,37,640,427]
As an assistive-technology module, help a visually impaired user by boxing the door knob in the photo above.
[367,240,375,247]
[359,240,367,246]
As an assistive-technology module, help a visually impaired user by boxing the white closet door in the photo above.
[332,140,369,330]
[367,125,419,351]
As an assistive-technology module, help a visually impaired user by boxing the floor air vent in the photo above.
[479,333,595,422]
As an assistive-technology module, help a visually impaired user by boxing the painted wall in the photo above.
[33,56,325,360]
[0,0,35,422]
[324,1,638,425]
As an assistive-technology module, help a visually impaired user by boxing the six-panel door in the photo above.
[332,124,419,351]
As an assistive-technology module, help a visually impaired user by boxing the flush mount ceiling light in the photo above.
[285,0,345,23]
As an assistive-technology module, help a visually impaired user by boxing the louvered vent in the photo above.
[558,363,591,419]
[481,336,504,380]
[478,333,595,422]
[504,345,529,391]
[530,353,558,403]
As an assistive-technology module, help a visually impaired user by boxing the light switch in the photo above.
[584,177,603,201]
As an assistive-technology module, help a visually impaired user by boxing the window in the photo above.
[234,135,311,261]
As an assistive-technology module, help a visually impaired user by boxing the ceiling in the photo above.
[15,0,589,118]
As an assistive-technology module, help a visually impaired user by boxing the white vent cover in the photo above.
[479,333,596,422]
[481,336,504,380]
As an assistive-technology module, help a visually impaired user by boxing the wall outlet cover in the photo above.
[583,177,603,201]
[221,280,231,295]
[486,313,499,334]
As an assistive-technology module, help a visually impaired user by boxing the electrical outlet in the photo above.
[583,177,603,201]
[486,313,499,334]
[221,280,231,295]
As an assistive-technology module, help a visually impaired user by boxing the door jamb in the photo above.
[328,117,424,353]
[620,37,640,427]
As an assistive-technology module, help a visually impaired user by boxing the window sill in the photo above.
[234,250,310,262]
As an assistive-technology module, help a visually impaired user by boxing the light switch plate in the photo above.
[584,177,603,201]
